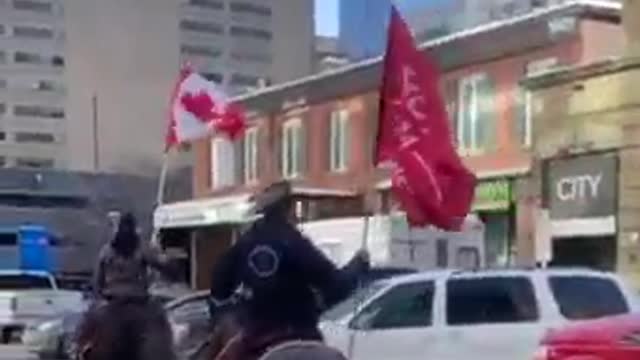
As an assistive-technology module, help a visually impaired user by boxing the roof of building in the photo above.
[233,0,621,115]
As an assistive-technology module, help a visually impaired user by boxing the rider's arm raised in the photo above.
[286,227,369,309]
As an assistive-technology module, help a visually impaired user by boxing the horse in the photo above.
[205,308,347,360]
[74,299,176,360]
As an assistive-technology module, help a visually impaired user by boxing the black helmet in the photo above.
[250,181,292,216]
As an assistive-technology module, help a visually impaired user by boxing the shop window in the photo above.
[457,73,496,153]
[281,118,305,179]
[329,109,349,172]
[481,212,510,267]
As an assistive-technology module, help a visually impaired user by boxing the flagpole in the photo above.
[151,151,170,247]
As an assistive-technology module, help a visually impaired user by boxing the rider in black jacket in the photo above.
[209,180,370,342]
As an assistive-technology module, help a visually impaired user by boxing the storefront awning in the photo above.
[375,166,530,190]
[153,194,254,230]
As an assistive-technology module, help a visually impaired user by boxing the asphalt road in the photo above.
[0,345,38,360]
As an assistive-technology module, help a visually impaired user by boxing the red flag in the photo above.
[376,7,476,230]
[165,66,246,151]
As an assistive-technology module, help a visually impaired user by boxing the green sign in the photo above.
[473,180,512,211]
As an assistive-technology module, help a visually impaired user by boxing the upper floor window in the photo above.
[202,72,223,84]
[13,104,64,119]
[188,0,223,10]
[15,157,54,169]
[230,73,260,88]
[329,109,349,172]
[457,73,496,153]
[282,118,304,179]
[14,131,55,143]
[210,137,235,189]
[0,103,5,116]
[0,25,5,36]
[230,51,272,64]
[230,26,272,41]
[243,127,258,183]
[14,51,64,67]
[12,0,52,13]
[515,57,559,148]
[230,2,271,16]
[13,25,54,39]
[180,20,224,35]
[180,44,222,58]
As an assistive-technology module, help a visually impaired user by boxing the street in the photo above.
[0,345,38,360]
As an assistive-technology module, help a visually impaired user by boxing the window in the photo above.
[12,0,52,13]
[180,44,221,58]
[230,52,272,64]
[0,103,5,115]
[322,282,387,322]
[243,127,258,183]
[436,238,448,268]
[0,157,5,168]
[188,0,223,10]
[0,51,5,64]
[515,58,559,147]
[549,276,629,320]
[457,73,496,152]
[0,25,5,36]
[329,109,349,172]
[13,25,54,39]
[34,79,64,92]
[202,72,223,84]
[180,20,223,35]
[230,73,260,87]
[447,277,538,325]
[351,282,434,330]
[281,118,304,178]
[0,132,5,141]
[230,2,271,16]
[0,233,17,246]
[14,51,63,67]
[230,26,272,40]
[14,104,64,119]
[211,137,235,188]
[14,132,55,143]
[444,79,458,141]
[15,157,54,168]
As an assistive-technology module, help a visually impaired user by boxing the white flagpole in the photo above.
[151,151,170,247]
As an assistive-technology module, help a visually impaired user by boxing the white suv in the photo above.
[320,268,639,360]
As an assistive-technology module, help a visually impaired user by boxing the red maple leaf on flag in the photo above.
[180,91,216,122]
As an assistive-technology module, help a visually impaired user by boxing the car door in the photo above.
[348,280,436,360]
[433,275,546,360]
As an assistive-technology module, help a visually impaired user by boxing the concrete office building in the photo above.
[0,0,314,175]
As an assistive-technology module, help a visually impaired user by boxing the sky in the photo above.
[315,0,340,36]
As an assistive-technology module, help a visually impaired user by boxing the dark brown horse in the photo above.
[75,300,176,360]
[205,309,347,360]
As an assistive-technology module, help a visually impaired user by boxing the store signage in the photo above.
[473,180,512,211]
[547,154,617,220]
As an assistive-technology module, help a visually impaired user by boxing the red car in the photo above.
[536,314,640,360]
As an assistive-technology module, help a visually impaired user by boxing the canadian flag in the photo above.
[165,67,246,150]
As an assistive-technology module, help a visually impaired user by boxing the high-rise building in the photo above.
[0,0,314,175]
[338,0,579,61]
[338,0,391,61]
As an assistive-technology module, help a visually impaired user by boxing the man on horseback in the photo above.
[76,213,176,360]
[208,181,370,360]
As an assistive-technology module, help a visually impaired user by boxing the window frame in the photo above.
[456,72,494,154]
[281,118,303,179]
[243,127,258,184]
[350,281,435,331]
[329,109,349,172]
[210,137,235,189]
[445,276,540,326]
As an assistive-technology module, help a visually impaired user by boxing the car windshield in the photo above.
[0,274,51,289]
[321,282,387,322]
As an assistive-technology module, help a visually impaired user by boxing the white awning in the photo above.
[153,194,254,229]
[291,186,357,197]
[375,166,531,190]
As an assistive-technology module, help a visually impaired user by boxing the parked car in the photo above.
[0,270,85,343]
[22,285,193,360]
[320,268,640,360]
[535,313,640,360]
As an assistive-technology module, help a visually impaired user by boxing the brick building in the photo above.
[155,1,624,289]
